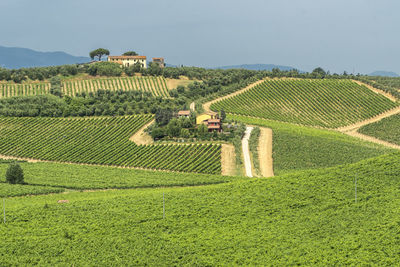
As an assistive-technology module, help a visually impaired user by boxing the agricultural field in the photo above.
[229,114,394,175]
[358,114,400,145]
[0,115,221,174]
[0,76,171,98]
[212,79,399,128]
[0,161,242,197]
[1,152,399,265]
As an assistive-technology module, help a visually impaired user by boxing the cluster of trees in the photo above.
[0,64,80,83]
[0,90,186,117]
[149,109,243,142]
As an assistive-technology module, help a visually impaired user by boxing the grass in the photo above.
[212,79,398,128]
[358,114,400,145]
[229,114,395,175]
[0,162,242,193]
[0,152,399,265]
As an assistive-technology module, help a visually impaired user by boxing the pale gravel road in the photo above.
[242,126,254,177]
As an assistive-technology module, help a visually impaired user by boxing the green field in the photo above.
[0,76,170,98]
[229,114,394,175]
[212,79,398,128]
[0,161,242,197]
[358,114,400,145]
[0,115,221,174]
[0,152,399,265]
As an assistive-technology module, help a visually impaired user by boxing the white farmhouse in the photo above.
[108,55,147,68]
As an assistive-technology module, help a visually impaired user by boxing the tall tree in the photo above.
[123,51,138,56]
[89,48,110,61]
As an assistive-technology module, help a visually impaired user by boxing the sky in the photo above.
[0,0,399,74]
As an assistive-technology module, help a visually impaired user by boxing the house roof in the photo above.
[208,125,221,129]
[152,57,164,60]
[109,56,147,60]
[178,110,191,116]
[208,119,221,123]
[206,111,218,116]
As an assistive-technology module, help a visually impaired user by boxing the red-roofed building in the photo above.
[152,57,165,68]
[108,55,147,68]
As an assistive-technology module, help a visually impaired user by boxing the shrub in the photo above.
[5,161,24,184]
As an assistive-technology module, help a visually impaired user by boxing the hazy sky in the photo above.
[0,0,399,73]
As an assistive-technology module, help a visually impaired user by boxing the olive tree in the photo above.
[89,48,110,61]
[5,161,24,184]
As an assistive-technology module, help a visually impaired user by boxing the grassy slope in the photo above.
[229,114,395,175]
[359,114,400,145]
[1,152,399,265]
[212,79,398,128]
[0,162,242,194]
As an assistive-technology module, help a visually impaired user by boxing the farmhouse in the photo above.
[108,55,147,68]
[177,110,191,118]
[196,111,219,125]
[152,57,165,68]
[207,118,222,132]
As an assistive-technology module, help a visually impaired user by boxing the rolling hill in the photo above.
[215,63,301,72]
[0,45,89,69]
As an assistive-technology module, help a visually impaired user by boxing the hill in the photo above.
[369,71,399,77]
[1,152,399,265]
[0,45,89,69]
[215,64,301,72]
[211,79,399,128]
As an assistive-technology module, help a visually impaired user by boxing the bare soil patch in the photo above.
[221,144,236,176]
[258,127,274,177]
[129,119,155,145]
[165,78,197,90]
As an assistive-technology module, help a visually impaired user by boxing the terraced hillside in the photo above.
[211,79,399,128]
[0,76,170,98]
[0,115,221,174]
[358,114,400,145]
[1,152,400,265]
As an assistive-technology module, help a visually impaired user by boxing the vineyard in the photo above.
[1,152,400,265]
[0,76,170,98]
[0,115,221,174]
[211,79,399,128]
[229,114,394,175]
[358,114,400,145]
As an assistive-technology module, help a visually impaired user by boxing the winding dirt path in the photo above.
[203,79,267,112]
[345,130,400,150]
[258,127,274,177]
[336,106,400,133]
[242,127,254,177]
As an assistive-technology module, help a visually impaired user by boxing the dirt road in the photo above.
[203,79,266,112]
[258,127,274,177]
[242,126,254,177]
[221,144,236,176]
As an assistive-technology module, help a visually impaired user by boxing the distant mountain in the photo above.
[0,45,90,69]
[369,71,399,77]
[215,64,302,72]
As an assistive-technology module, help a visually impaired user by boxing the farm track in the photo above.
[258,127,274,177]
[242,127,254,177]
[221,144,236,176]
[203,79,267,113]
